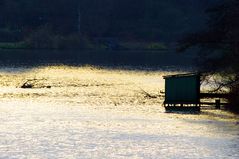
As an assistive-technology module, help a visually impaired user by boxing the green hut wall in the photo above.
[165,75,200,103]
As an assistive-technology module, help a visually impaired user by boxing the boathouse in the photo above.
[163,73,201,112]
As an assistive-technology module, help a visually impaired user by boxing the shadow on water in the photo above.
[165,110,201,115]
[0,49,197,71]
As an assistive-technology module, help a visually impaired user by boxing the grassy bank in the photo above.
[0,42,29,49]
[0,26,167,50]
[119,42,167,50]
[0,41,167,51]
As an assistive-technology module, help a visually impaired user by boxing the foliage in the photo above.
[0,0,216,43]
[0,42,28,49]
[56,34,93,49]
[147,43,167,50]
[25,25,56,49]
[24,25,92,49]
[120,42,166,50]
[0,28,23,42]
[179,0,239,112]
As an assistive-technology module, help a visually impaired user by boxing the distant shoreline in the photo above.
[0,41,167,51]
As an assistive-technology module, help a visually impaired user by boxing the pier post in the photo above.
[215,99,221,109]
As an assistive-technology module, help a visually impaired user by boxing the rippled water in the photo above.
[0,66,238,159]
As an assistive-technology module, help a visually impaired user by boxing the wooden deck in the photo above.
[163,73,229,112]
[200,93,229,99]
[164,93,229,112]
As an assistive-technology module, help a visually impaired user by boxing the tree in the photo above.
[178,0,239,112]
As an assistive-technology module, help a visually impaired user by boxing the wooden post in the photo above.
[215,99,221,109]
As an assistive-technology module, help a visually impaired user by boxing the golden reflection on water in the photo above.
[0,65,238,122]
[0,66,239,158]
[0,65,165,109]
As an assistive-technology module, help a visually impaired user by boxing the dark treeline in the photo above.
[0,0,79,42]
[0,0,217,44]
[179,0,239,112]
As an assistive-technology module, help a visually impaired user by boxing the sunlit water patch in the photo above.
[0,66,238,159]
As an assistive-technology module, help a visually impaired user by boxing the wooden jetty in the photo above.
[163,73,201,112]
[163,73,229,112]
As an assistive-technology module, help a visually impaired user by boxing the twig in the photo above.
[20,78,47,88]
[138,87,158,98]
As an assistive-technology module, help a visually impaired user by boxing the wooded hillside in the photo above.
[0,0,217,43]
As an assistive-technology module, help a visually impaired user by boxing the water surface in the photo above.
[0,51,238,158]
[0,50,197,70]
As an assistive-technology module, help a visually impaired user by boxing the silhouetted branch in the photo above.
[20,78,50,89]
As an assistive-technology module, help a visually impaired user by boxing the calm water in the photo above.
[0,50,238,158]
[0,49,197,70]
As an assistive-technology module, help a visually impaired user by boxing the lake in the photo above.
[0,49,197,70]
[0,50,238,158]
